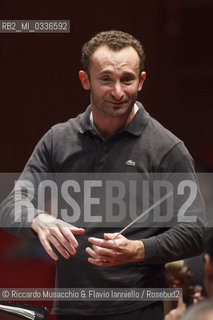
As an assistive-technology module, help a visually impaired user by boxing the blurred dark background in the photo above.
[0,0,212,319]
[0,0,212,171]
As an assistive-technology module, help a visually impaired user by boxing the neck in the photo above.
[92,104,137,140]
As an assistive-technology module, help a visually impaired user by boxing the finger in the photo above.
[86,247,111,265]
[88,237,119,249]
[85,247,110,260]
[70,227,85,235]
[92,244,117,258]
[58,224,85,247]
[49,226,77,254]
[48,234,72,259]
[88,257,112,267]
[56,220,85,235]
[104,233,121,240]
[38,230,59,261]
[58,224,79,249]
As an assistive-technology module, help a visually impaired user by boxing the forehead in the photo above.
[90,46,140,74]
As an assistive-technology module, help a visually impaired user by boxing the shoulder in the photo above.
[136,102,193,172]
[50,113,83,136]
[49,105,91,138]
[147,114,181,148]
[136,101,181,148]
[148,118,193,172]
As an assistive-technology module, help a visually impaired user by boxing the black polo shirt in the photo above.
[0,101,205,316]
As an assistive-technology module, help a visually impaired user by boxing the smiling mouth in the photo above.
[107,100,126,105]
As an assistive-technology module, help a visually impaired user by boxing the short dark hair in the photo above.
[81,30,145,75]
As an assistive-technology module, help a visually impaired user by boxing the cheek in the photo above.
[125,86,139,96]
[126,82,140,93]
[91,83,109,96]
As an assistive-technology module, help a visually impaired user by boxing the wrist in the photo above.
[133,240,145,262]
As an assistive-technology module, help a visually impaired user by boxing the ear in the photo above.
[138,71,146,92]
[79,70,90,90]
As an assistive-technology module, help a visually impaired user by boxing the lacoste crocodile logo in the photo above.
[126,160,136,166]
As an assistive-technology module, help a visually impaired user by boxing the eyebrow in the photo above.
[99,69,136,76]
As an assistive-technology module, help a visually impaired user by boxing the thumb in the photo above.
[104,233,119,240]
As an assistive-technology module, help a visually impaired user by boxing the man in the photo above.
[0,31,205,320]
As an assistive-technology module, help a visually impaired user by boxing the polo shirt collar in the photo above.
[79,105,92,134]
[79,101,150,137]
[122,101,150,136]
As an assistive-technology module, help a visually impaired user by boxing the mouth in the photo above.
[107,100,126,105]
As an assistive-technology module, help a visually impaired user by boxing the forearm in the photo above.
[0,189,42,238]
[142,224,205,264]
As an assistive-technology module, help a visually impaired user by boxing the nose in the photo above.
[111,82,124,100]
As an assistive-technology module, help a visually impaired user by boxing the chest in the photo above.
[54,133,150,173]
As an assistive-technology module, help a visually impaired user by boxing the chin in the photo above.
[109,106,129,116]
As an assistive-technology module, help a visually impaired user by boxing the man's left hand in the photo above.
[85,233,145,266]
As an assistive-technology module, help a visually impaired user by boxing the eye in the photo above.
[101,76,111,82]
[121,77,134,84]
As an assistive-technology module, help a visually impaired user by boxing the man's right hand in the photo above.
[31,213,85,261]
